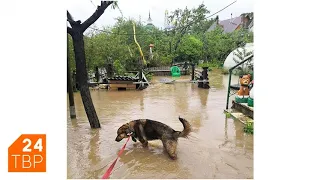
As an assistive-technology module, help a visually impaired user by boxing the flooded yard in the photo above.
[67,69,253,179]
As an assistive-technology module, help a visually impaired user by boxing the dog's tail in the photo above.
[174,116,192,138]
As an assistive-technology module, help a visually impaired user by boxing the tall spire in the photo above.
[147,10,152,24]
[146,10,155,30]
[164,9,169,28]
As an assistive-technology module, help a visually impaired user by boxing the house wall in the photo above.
[235,15,250,31]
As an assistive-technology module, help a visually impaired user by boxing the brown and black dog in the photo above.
[115,116,191,160]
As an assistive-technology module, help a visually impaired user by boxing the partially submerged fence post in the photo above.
[191,63,195,81]
[198,67,210,89]
[202,67,210,89]
[95,66,100,82]
[67,37,76,119]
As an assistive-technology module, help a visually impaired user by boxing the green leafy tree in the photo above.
[113,59,126,75]
[176,35,203,63]
[204,26,253,67]
[77,2,254,77]
[168,3,211,54]
[205,27,234,63]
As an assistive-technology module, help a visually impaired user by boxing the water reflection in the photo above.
[88,129,101,165]
[198,88,209,107]
[211,69,224,89]
[87,129,102,178]
[71,119,79,128]
[139,92,144,111]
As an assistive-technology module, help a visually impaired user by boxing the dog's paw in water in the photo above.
[170,155,177,160]
[142,142,148,148]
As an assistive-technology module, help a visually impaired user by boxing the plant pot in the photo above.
[248,97,254,107]
[235,96,248,103]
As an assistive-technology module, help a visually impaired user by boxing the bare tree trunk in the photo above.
[67,1,114,128]
[72,31,101,128]
[67,36,76,119]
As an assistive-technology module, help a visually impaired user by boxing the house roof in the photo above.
[207,16,242,33]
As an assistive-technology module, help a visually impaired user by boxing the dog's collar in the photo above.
[127,132,137,142]
[127,132,134,136]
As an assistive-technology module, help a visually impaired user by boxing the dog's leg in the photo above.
[138,124,148,147]
[162,139,178,160]
[138,138,148,147]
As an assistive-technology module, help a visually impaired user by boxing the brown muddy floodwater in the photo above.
[67,69,253,179]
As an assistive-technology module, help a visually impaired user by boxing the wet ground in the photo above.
[67,69,253,179]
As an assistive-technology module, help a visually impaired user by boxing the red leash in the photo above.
[102,135,131,179]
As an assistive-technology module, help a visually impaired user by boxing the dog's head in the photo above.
[239,74,251,86]
[115,123,134,142]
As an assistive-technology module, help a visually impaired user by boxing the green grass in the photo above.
[224,111,232,118]
[244,121,254,134]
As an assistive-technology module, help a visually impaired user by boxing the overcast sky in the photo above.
[67,0,253,30]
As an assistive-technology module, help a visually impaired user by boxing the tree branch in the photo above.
[81,1,114,32]
[67,10,81,27]
[67,11,74,22]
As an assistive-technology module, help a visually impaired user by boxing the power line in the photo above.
[170,0,237,32]
[205,0,237,19]
[89,0,96,8]
[87,0,237,36]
